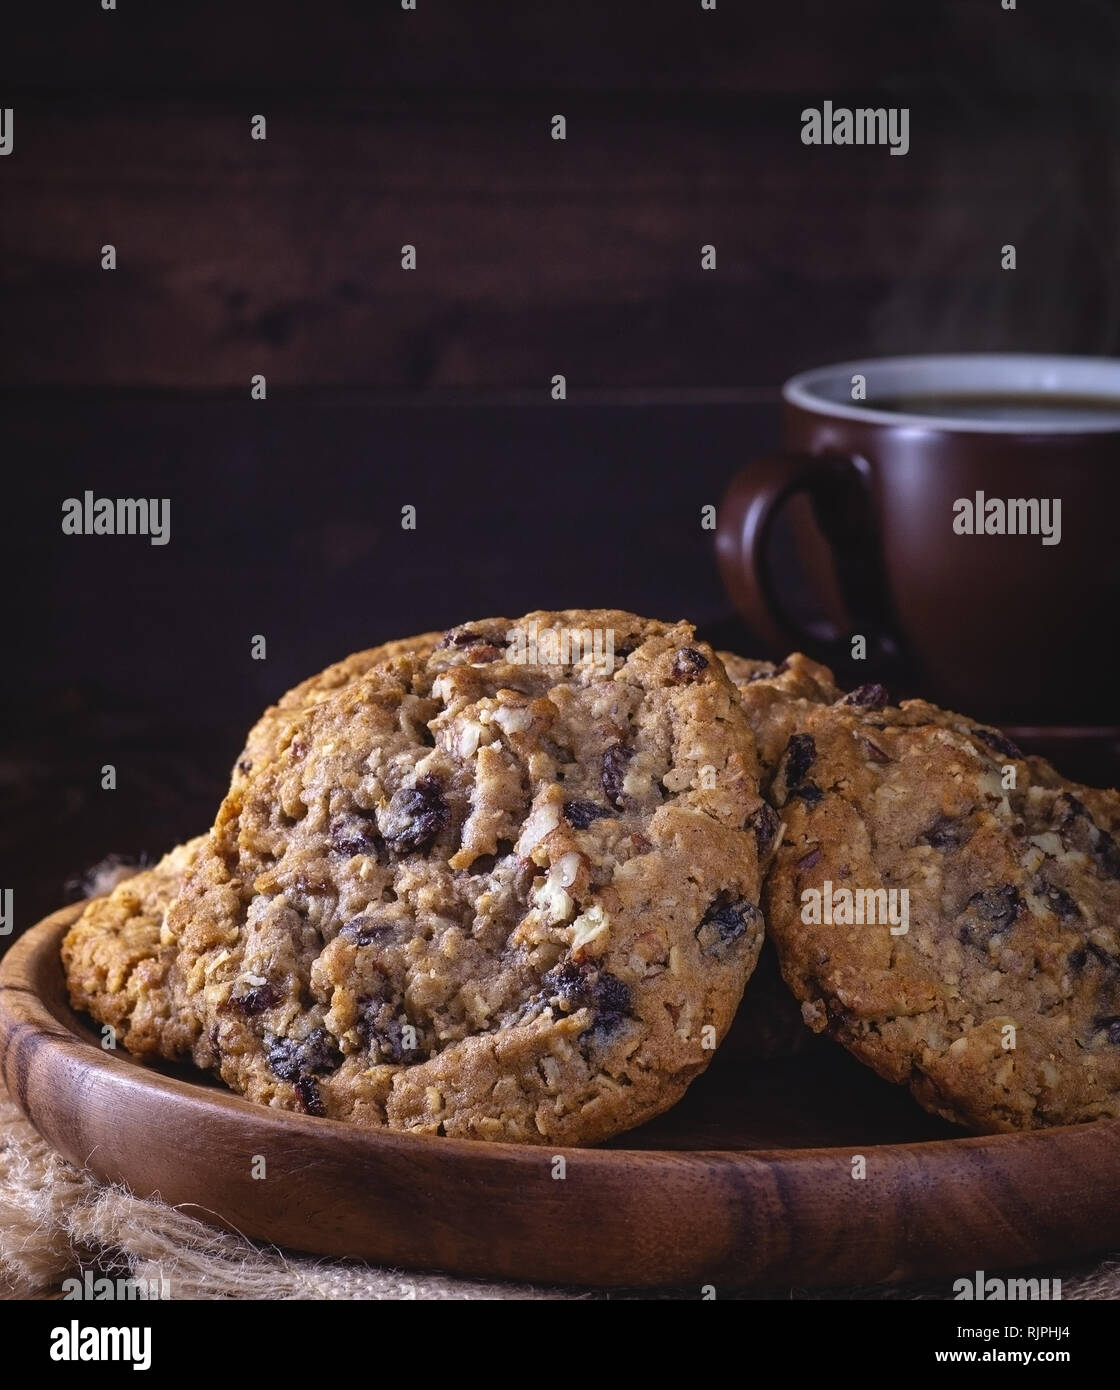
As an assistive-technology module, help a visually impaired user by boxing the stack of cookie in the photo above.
[62,610,1120,1144]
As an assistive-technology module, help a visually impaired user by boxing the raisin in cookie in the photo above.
[169,610,768,1144]
[764,691,1120,1131]
[62,837,207,1058]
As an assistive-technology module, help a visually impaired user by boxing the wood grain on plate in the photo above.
[3,904,1119,1290]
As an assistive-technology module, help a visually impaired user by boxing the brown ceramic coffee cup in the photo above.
[716,354,1120,723]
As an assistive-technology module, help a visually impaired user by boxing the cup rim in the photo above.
[783,353,1120,433]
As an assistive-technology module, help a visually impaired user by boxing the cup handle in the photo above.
[716,450,903,667]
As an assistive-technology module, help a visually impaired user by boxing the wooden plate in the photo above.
[4,905,1120,1290]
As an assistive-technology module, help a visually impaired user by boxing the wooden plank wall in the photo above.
[2,0,1118,391]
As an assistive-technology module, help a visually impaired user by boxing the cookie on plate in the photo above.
[763,690,1120,1131]
[170,610,770,1144]
[62,836,207,1058]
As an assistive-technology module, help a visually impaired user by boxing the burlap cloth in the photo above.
[2,1074,1118,1301]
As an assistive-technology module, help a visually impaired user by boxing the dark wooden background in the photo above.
[2,0,1120,930]
[4,1,1120,392]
